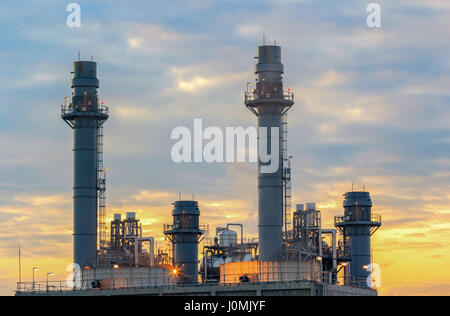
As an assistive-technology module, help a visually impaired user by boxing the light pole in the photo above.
[32,267,38,291]
[46,273,55,292]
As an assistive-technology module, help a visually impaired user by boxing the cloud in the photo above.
[236,24,263,37]
[124,24,191,54]
[169,66,247,94]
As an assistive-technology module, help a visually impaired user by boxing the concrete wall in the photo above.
[82,267,174,290]
[16,280,377,296]
[220,261,321,284]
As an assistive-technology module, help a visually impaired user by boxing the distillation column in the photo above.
[245,45,294,261]
[62,61,109,268]
[335,191,381,287]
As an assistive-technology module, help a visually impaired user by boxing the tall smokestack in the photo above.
[245,45,294,261]
[62,61,109,268]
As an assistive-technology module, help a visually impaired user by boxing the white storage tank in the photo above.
[218,229,238,248]
[306,203,316,211]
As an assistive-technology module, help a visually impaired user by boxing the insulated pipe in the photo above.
[123,236,139,266]
[140,237,155,267]
[123,236,155,267]
[322,229,337,283]
[226,223,244,245]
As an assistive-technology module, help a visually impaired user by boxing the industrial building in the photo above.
[16,44,381,296]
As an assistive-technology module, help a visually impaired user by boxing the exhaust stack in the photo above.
[245,45,294,261]
[62,61,109,268]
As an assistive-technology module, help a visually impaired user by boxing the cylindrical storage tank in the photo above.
[306,202,316,211]
[218,229,238,248]
[126,212,136,220]
[296,204,304,212]
[216,227,226,235]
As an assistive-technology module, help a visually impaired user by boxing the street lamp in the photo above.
[46,273,55,292]
[32,267,38,291]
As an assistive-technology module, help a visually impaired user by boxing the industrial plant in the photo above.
[16,44,382,296]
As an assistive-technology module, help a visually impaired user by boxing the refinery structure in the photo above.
[16,45,381,296]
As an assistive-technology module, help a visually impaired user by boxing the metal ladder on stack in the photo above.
[282,113,292,237]
[97,125,107,250]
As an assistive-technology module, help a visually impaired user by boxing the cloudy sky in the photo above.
[0,0,449,295]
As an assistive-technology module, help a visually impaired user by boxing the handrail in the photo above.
[16,270,373,294]
[163,224,209,232]
[245,90,294,103]
[61,103,109,116]
[335,214,382,225]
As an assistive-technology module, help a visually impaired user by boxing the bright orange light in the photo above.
[113,264,119,269]
[84,266,91,270]
[172,269,178,275]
